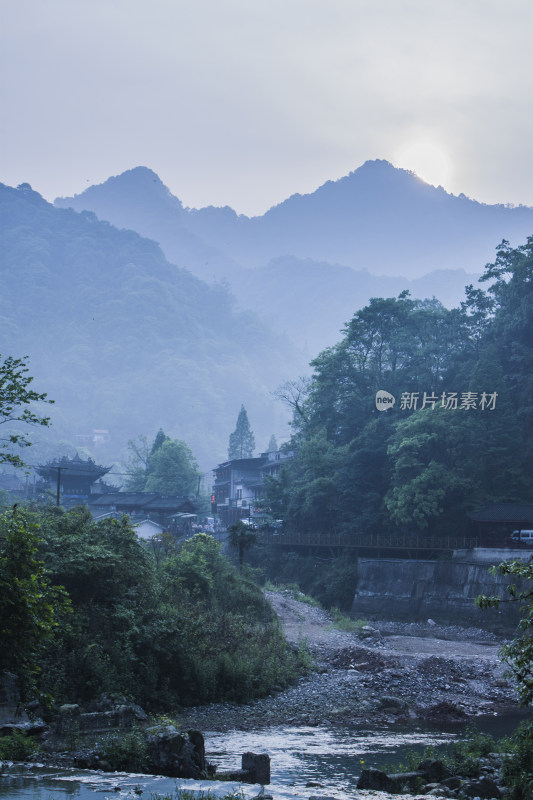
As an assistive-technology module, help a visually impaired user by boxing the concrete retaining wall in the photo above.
[351,550,532,628]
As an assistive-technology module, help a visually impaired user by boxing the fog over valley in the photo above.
[2,158,533,470]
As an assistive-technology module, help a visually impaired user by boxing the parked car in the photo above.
[510,529,533,544]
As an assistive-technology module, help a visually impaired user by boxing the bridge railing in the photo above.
[259,530,478,551]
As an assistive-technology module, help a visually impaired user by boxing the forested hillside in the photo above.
[0,183,303,468]
[266,237,533,537]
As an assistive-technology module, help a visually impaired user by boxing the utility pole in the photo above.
[56,467,62,506]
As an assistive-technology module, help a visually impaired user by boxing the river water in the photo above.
[0,714,528,800]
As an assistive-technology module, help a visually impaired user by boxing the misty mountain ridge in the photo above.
[55,159,533,281]
[0,182,303,469]
[54,160,515,352]
[235,256,479,353]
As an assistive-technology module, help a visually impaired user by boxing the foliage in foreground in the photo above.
[388,726,533,800]
[0,510,70,702]
[477,558,533,706]
[501,720,533,800]
[0,507,307,710]
[0,730,38,761]
[0,353,53,469]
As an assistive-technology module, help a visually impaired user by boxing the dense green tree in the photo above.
[26,510,305,708]
[265,429,345,535]
[0,354,53,468]
[267,237,533,538]
[481,237,533,453]
[384,410,471,531]
[150,428,169,455]
[228,405,255,460]
[144,439,199,496]
[0,509,70,701]
[125,430,199,496]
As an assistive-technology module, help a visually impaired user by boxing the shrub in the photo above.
[501,720,533,800]
[99,727,149,772]
[0,730,38,761]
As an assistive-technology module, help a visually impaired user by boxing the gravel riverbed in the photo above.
[175,590,520,732]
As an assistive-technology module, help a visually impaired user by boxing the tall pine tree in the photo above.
[228,405,255,460]
[267,434,278,453]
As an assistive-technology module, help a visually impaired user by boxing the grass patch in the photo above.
[383,728,497,777]
[264,580,322,607]
[98,726,149,772]
[328,607,367,633]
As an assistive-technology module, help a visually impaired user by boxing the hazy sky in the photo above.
[2,0,533,215]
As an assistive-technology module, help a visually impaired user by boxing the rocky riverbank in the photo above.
[1,589,525,800]
[174,590,520,732]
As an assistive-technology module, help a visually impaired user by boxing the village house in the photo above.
[212,450,292,527]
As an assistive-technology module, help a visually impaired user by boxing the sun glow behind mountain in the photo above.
[393,140,454,190]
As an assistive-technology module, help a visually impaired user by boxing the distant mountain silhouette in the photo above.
[56,160,533,280]
[55,167,244,284]
[56,162,515,355]
[232,257,480,353]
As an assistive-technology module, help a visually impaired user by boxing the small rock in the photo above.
[377,695,408,714]
[442,776,462,790]
[306,781,323,787]
[309,795,338,800]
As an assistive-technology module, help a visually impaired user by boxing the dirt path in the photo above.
[176,590,520,732]
[264,590,503,662]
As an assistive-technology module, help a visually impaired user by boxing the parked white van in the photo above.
[511,529,533,543]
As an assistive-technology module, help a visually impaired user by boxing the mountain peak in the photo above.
[55,166,184,220]
[111,166,164,186]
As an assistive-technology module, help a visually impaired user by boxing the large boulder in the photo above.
[376,695,409,715]
[146,726,206,778]
[418,758,449,782]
